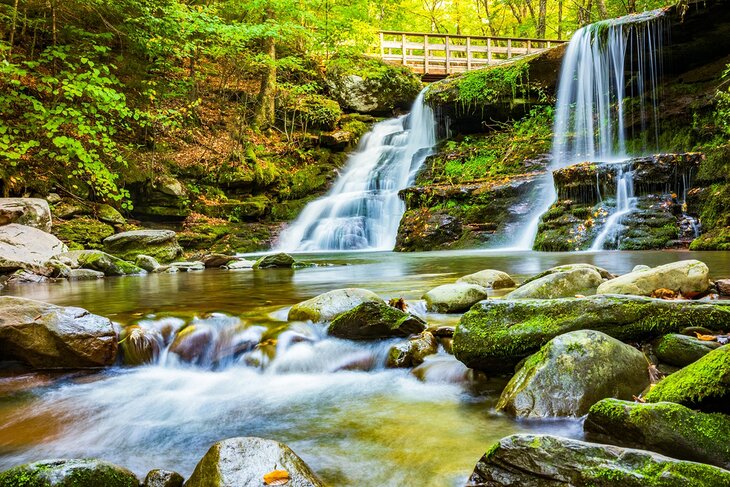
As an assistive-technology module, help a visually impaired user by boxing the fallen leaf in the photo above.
[651,288,678,300]
[264,470,289,485]
[695,332,717,342]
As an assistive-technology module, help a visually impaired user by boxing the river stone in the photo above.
[136,254,161,272]
[0,197,52,232]
[121,325,162,366]
[654,333,721,367]
[386,331,438,367]
[60,250,145,276]
[506,267,603,299]
[0,459,139,487]
[717,279,730,296]
[423,283,489,313]
[328,301,426,340]
[252,252,295,269]
[184,436,324,487]
[169,261,205,272]
[456,269,515,289]
[68,268,105,280]
[0,223,67,275]
[0,296,118,368]
[521,263,615,285]
[597,259,710,296]
[645,345,730,413]
[201,253,237,268]
[585,398,730,470]
[288,288,384,322]
[144,469,184,487]
[453,295,730,372]
[497,331,648,417]
[103,229,183,263]
[467,434,730,487]
[169,325,214,364]
[225,259,255,270]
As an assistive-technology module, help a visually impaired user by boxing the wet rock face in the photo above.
[185,437,324,487]
[288,288,384,323]
[386,332,438,368]
[0,459,139,487]
[328,302,426,340]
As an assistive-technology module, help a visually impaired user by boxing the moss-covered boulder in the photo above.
[60,250,145,276]
[0,459,139,487]
[0,296,117,368]
[521,263,615,284]
[496,331,649,417]
[456,269,515,289]
[645,345,730,413]
[328,302,426,340]
[104,229,183,263]
[654,333,721,367]
[386,331,438,368]
[53,217,115,250]
[253,252,295,269]
[185,436,324,487]
[585,399,730,470]
[597,259,710,296]
[422,283,489,313]
[467,434,730,487]
[453,295,730,372]
[136,254,161,272]
[506,267,604,299]
[288,288,384,323]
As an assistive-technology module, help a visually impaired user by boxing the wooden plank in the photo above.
[445,36,451,73]
[378,30,566,44]
[466,37,472,71]
[401,33,407,65]
[424,34,429,74]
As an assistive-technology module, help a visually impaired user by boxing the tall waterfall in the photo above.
[277,90,436,252]
[512,10,666,250]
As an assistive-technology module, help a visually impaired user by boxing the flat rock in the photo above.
[104,229,183,263]
[0,223,67,275]
[457,269,515,289]
[68,268,105,280]
[597,259,710,296]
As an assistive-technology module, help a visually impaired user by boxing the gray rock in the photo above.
[0,459,138,486]
[0,223,67,275]
[386,331,438,367]
[184,436,324,487]
[68,268,105,280]
[0,197,52,232]
[506,267,603,299]
[288,288,384,322]
[104,229,183,263]
[597,259,710,296]
[423,283,489,313]
[328,301,426,340]
[144,469,184,487]
[253,252,295,269]
[0,296,118,368]
[59,250,145,276]
[467,434,730,486]
[46,192,62,204]
[136,254,161,272]
[654,333,721,367]
[521,263,615,285]
[169,261,205,272]
[456,269,515,289]
[496,330,649,417]
[225,259,255,270]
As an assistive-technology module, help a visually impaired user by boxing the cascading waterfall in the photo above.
[511,9,666,250]
[277,90,436,252]
[589,163,637,250]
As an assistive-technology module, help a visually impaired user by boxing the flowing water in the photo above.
[2,249,729,485]
[590,163,638,250]
[277,90,436,252]
[511,10,667,250]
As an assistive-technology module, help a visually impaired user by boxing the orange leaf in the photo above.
[264,470,290,485]
[695,332,717,342]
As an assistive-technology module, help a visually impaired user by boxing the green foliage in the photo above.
[455,62,531,108]
[283,93,342,130]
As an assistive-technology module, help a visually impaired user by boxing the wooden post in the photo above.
[487,38,492,63]
[547,41,552,48]
[507,39,512,58]
[401,33,407,66]
[466,36,472,71]
[527,39,531,54]
[445,35,451,74]
[424,34,429,75]
[379,32,385,59]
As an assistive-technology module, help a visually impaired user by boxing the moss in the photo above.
[690,226,730,250]
[53,217,115,250]
[0,460,138,487]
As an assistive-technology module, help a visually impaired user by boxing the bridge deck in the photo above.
[379,31,566,77]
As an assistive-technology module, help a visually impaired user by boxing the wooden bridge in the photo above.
[378,31,567,79]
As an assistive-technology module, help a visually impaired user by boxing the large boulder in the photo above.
[328,302,426,340]
[184,436,324,487]
[506,267,604,299]
[422,283,489,313]
[386,331,438,368]
[0,197,52,232]
[453,295,730,372]
[0,296,118,368]
[60,250,145,276]
[585,399,730,470]
[0,223,67,275]
[521,263,615,284]
[496,330,649,417]
[288,288,384,322]
[645,345,730,413]
[253,252,295,269]
[0,459,139,487]
[654,333,721,367]
[103,229,183,263]
[467,434,730,486]
[456,269,515,289]
[597,259,710,296]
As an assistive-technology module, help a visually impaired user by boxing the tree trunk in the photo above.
[558,0,563,39]
[254,7,276,129]
[596,0,608,20]
[537,0,547,38]
[8,0,19,59]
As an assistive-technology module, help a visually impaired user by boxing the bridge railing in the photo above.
[378,31,567,76]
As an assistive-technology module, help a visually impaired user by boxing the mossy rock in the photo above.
[690,226,730,250]
[53,217,115,250]
[467,434,730,486]
[288,288,384,323]
[453,295,730,372]
[654,333,721,367]
[521,263,614,284]
[645,345,730,413]
[328,302,426,340]
[386,331,438,367]
[0,459,139,487]
[103,229,183,263]
[506,267,604,299]
[252,252,295,269]
[60,250,145,276]
[585,399,730,470]
[143,469,184,487]
[496,330,649,417]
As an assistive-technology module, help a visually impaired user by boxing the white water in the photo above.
[590,163,637,250]
[511,10,665,250]
[277,90,436,252]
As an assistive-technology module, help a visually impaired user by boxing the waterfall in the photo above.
[277,90,436,252]
[589,163,637,250]
[511,9,666,250]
